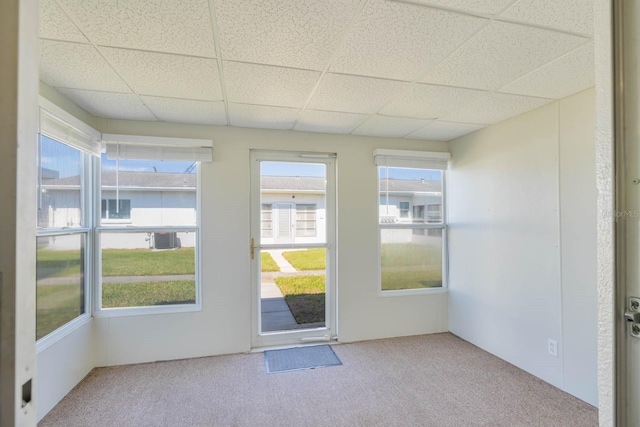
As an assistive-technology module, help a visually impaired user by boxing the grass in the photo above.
[261,252,280,272]
[282,248,326,271]
[102,248,195,276]
[102,280,196,308]
[36,249,82,279]
[37,283,83,340]
[381,270,442,290]
[274,275,325,324]
[381,243,442,290]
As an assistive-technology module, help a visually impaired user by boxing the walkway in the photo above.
[261,250,297,332]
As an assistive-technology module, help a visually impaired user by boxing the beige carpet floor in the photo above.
[39,333,598,427]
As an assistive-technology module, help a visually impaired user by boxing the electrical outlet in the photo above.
[548,339,558,357]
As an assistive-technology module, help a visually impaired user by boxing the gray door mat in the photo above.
[264,345,342,373]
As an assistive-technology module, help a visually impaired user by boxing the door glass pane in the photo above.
[38,136,83,229]
[380,228,443,290]
[100,231,196,308]
[36,234,85,340]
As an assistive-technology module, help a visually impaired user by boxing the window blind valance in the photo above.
[39,108,102,156]
[373,149,450,170]
[103,134,213,162]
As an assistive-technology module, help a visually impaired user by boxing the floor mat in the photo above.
[264,345,342,373]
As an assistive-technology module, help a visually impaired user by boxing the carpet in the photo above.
[264,344,342,373]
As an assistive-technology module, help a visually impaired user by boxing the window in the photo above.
[101,199,131,220]
[375,149,449,292]
[98,136,212,311]
[36,107,100,341]
[296,204,317,237]
[261,204,273,238]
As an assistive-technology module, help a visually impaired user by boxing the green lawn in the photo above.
[37,283,83,340]
[282,248,326,271]
[261,252,280,272]
[102,248,195,276]
[102,280,196,308]
[274,275,325,324]
[381,243,442,290]
[36,249,82,279]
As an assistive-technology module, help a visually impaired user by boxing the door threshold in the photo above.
[249,339,340,354]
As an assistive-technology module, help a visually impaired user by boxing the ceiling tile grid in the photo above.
[307,74,409,114]
[58,89,156,121]
[40,0,88,43]
[294,110,369,134]
[498,42,594,99]
[228,103,300,130]
[329,0,488,81]
[500,0,594,35]
[420,21,588,91]
[405,120,486,141]
[443,92,554,124]
[57,0,216,57]
[410,0,515,15]
[380,83,488,119]
[40,40,131,93]
[214,0,361,70]
[101,48,223,101]
[141,96,227,126]
[223,62,321,108]
[353,115,433,138]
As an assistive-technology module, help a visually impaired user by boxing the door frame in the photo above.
[249,150,337,348]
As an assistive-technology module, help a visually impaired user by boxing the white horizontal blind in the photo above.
[39,108,102,156]
[373,149,450,170]
[106,143,213,162]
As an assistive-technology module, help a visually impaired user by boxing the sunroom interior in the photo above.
[27,0,600,422]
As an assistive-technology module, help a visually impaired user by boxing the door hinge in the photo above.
[625,297,640,338]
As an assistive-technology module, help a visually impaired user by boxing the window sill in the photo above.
[93,302,202,318]
[36,313,92,353]
[378,287,448,297]
[101,219,133,225]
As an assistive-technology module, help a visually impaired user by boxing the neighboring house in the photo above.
[39,172,443,249]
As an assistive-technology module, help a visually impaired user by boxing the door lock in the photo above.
[626,297,640,338]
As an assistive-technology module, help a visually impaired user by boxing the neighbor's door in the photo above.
[250,151,336,348]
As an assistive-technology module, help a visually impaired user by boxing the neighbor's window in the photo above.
[295,204,317,237]
[261,204,273,238]
[375,149,449,292]
[98,140,210,310]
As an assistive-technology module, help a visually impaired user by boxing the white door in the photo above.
[250,151,336,348]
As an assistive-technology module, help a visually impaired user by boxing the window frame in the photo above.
[377,165,448,296]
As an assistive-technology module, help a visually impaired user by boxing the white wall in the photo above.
[448,89,597,406]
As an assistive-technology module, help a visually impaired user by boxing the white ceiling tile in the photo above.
[40,40,130,92]
[224,62,320,108]
[406,121,485,141]
[142,96,227,126]
[295,110,369,134]
[420,21,587,90]
[352,116,433,138]
[443,92,553,124]
[329,0,487,81]
[501,0,593,35]
[102,48,222,101]
[215,0,360,70]
[380,84,487,119]
[57,88,156,121]
[308,74,408,114]
[499,42,594,99]
[58,0,215,57]
[40,0,88,43]
[410,0,514,15]
[228,103,300,130]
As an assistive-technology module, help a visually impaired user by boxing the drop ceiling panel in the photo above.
[215,0,360,70]
[405,120,485,141]
[501,0,593,35]
[499,43,594,99]
[410,0,514,15]
[224,62,320,108]
[443,92,553,124]
[228,103,300,130]
[40,40,130,92]
[141,96,227,125]
[294,110,369,134]
[102,48,222,101]
[57,0,215,57]
[307,74,408,114]
[380,84,487,119]
[58,88,156,121]
[421,21,587,90]
[353,116,433,138]
[329,0,487,81]
[40,0,88,43]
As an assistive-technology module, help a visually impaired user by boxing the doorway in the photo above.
[250,151,336,347]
